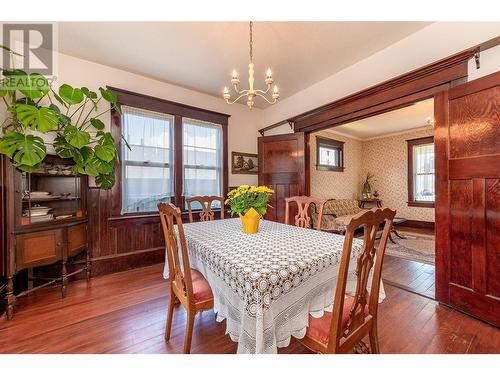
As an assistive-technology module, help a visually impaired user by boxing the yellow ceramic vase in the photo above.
[240,207,261,234]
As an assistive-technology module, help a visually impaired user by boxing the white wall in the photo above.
[53,53,264,187]
[468,44,500,81]
[261,22,500,127]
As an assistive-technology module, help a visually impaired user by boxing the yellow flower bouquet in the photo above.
[225,185,274,233]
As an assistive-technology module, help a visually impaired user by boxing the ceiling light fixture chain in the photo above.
[223,21,279,109]
[249,21,253,63]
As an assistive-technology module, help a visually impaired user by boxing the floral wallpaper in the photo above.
[310,131,363,200]
[310,127,435,222]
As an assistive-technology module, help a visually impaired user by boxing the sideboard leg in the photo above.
[85,248,91,281]
[6,277,15,320]
[61,260,67,298]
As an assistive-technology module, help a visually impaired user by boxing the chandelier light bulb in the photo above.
[231,69,240,86]
[265,67,274,86]
[272,85,280,100]
[223,87,230,100]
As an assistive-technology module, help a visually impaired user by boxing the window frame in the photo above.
[109,87,229,217]
[407,136,435,208]
[315,136,345,172]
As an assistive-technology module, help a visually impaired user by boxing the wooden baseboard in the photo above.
[90,247,165,277]
[397,219,435,230]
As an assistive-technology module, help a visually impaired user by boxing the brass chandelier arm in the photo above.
[255,91,278,104]
[232,84,247,95]
[225,93,249,105]
[254,85,272,95]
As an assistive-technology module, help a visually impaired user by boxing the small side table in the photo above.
[359,198,382,208]
[377,217,407,244]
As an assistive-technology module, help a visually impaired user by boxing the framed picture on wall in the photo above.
[231,152,259,174]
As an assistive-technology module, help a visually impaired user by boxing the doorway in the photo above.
[309,98,436,299]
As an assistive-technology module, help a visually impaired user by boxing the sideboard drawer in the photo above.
[68,224,87,257]
[16,229,64,269]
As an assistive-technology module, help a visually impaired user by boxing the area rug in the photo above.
[381,231,435,265]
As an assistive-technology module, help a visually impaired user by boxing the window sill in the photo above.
[110,208,229,221]
[407,201,435,208]
[316,165,344,172]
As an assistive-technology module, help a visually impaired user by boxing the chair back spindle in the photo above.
[285,196,326,230]
[186,196,225,223]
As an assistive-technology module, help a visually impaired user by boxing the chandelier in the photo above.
[223,21,280,109]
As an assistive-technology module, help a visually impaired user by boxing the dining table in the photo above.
[163,218,385,354]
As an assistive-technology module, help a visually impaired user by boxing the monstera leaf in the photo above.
[90,118,105,130]
[81,87,98,99]
[15,104,58,132]
[99,87,117,103]
[0,132,46,169]
[20,73,50,99]
[94,143,116,162]
[95,172,115,190]
[63,125,90,149]
[59,84,84,105]
[1,70,49,99]
[84,155,113,177]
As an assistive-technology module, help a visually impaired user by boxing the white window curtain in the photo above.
[413,143,435,202]
[121,106,174,213]
[182,118,222,209]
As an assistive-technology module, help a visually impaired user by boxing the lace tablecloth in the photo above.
[162,218,384,354]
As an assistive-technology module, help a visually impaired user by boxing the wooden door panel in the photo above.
[449,86,500,158]
[436,71,500,327]
[449,180,473,289]
[258,133,306,223]
[486,179,500,298]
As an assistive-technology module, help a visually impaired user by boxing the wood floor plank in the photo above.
[0,264,498,354]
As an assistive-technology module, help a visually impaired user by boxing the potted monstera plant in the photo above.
[0,45,125,189]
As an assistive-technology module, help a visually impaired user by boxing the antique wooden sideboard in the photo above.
[0,155,90,320]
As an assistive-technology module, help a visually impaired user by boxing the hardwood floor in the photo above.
[0,263,498,354]
[382,225,436,299]
[383,255,435,299]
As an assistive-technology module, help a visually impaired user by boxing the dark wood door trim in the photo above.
[292,50,472,132]
[434,90,450,304]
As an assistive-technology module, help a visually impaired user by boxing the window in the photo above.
[316,136,344,171]
[183,118,223,209]
[112,87,229,216]
[407,136,435,208]
[121,106,174,213]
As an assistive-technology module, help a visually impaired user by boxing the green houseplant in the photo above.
[0,45,124,189]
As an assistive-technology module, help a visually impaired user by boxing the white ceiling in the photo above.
[325,98,434,139]
[57,22,431,108]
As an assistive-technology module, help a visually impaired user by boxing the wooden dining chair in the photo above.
[285,196,326,231]
[297,207,396,354]
[158,203,214,354]
[186,196,225,223]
